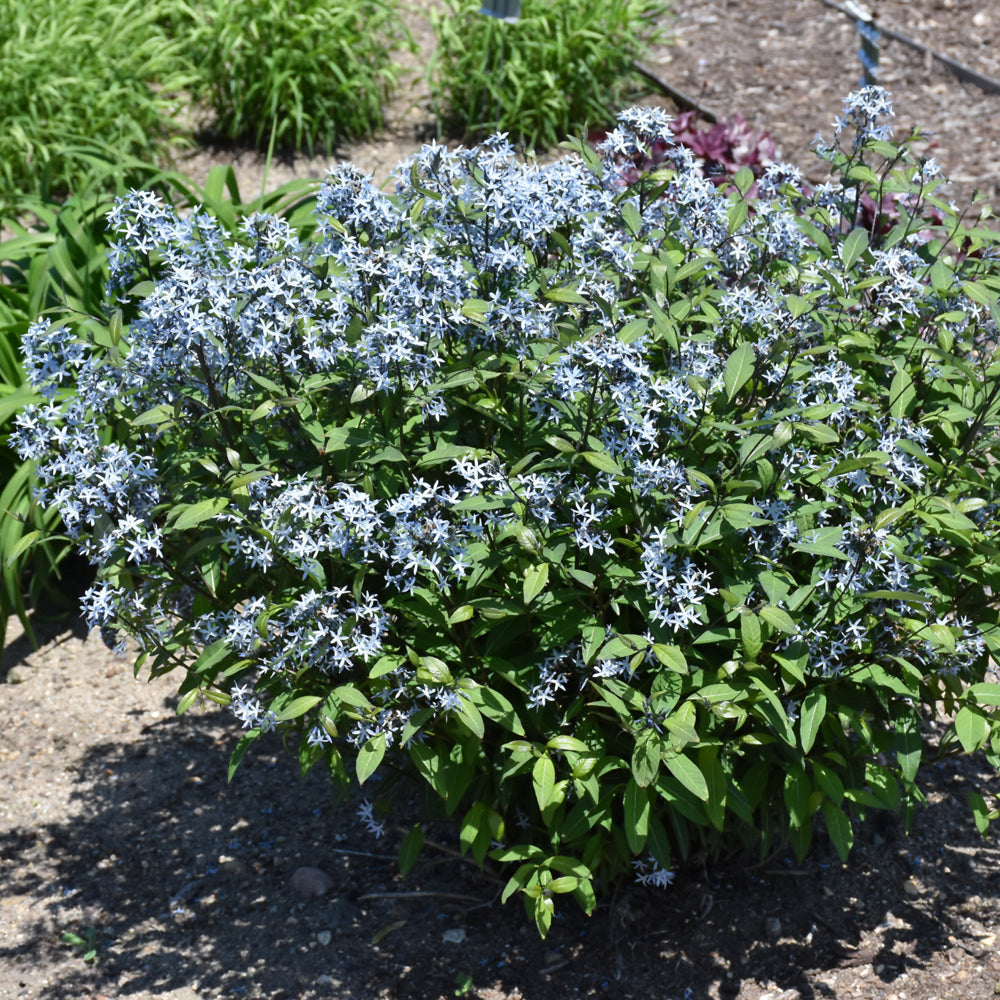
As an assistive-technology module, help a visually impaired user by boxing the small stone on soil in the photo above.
[290,865,333,898]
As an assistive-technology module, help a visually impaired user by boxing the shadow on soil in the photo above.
[0,614,89,682]
[2,697,999,1000]
[1,554,95,683]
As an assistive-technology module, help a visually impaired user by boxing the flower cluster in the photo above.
[633,856,675,889]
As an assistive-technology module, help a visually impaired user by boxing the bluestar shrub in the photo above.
[15,88,1000,935]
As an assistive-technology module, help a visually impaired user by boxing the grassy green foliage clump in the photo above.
[0,0,194,208]
[428,0,669,148]
[0,0,414,209]
[1,192,115,648]
[178,0,414,155]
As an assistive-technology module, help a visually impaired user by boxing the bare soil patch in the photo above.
[4,2,1000,999]
[2,614,999,1000]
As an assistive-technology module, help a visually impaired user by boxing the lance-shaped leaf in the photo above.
[523,562,549,604]
[724,342,755,401]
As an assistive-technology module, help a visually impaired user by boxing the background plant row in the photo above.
[0,0,669,211]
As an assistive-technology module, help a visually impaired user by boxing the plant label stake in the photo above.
[480,0,520,21]
[843,0,879,86]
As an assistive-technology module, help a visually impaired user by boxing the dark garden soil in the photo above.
[3,2,1000,998]
[3,611,1000,1000]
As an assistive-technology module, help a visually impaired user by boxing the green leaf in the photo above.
[620,200,642,236]
[795,215,833,255]
[799,688,826,754]
[785,293,813,318]
[962,279,997,308]
[841,226,869,270]
[228,729,262,782]
[548,876,579,894]
[748,675,795,744]
[333,684,374,711]
[170,497,230,531]
[760,605,796,635]
[618,317,650,344]
[546,735,590,754]
[624,777,650,853]
[955,705,990,753]
[529,849,562,891]
[131,403,175,428]
[929,258,954,294]
[455,695,485,739]
[572,876,597,915]
[812,760,844,805]
[545,285,588,304]
[664,701,699,746]
[523,563,549,605]
[732,165,755,197]
[967,791,992,837]
[968,682,1000,707]
[646,815,672,872]
[417,656,454,686]
[192,637,231,676]
[700,746,726,832]
[889,367,915,420]
[664,752,709,801]
[532,755,556,811]
[461,297,492,317]
[3,529,41,568]
[508,523,541,555]
[473,685,525,735]
[356,732,386,784]
[651,644,688,673]
[567,566,596,589]
[176,689,200,715]
[417,442,475,468]
[369,654,406,679]
[724,342,755,401]
[597,634,643,660]
[631,730,660,788]
[198,554,222,597]
[896,714,922,784]
[323,426,373,452]
[797,422,840,445]
[741,612,763,661]
[534,894,554,937]
[501,864,533,904]
[364,445,407,466]
[823,800,854,862]
[784,765,811,828]
[739,432,773,468]
[846,163,878,185]
[727,196,748,235]
[275,695,323,721]
[580,450,623,476]
[398,824,424,877]
[460,802,488,858]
